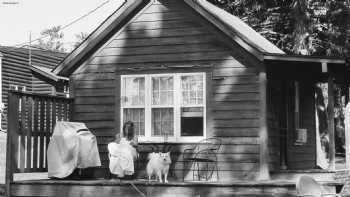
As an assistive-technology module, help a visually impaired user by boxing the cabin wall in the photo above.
[267,64,317,171]
[70,0,261,181]
[287,80,316,169]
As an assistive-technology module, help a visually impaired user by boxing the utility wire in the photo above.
[8,0,111,48]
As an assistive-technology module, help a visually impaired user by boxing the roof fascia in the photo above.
[53,0,144,76]
[264,54,346,64]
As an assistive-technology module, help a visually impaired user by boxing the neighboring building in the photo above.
[0,46,68,130]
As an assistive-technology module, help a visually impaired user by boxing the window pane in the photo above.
[122,77,145,106]
[123,108,145,136]
[152,76,173,105]
[181,75,204,105]
[181,107,203,136]
[152,108,174,136]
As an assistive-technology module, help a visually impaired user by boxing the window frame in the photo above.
[120,72,206,143]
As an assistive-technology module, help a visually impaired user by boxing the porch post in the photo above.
[345,89,350,169]
[257,71,270,180]
[327,76,335,171]
[0,52,2,130]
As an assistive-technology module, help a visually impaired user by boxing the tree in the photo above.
[209,0,350,58]
[35,26,66,53]
[73,32,89,49]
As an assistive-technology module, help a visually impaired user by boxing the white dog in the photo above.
[146,152,171,183]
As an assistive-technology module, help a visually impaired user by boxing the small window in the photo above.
[9,84,26,91]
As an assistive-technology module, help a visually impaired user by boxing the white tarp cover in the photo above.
[47,121,101,178]
[108,138,137,177]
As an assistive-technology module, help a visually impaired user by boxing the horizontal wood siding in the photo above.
[71,0,260,180]
[0,47,66,130]
[287,81,316,169]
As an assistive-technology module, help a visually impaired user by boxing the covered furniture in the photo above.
[47,121,101,178]
[183,137,221,181]
[108,138,137,178]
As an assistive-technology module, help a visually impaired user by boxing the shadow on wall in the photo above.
[89,0,262,183]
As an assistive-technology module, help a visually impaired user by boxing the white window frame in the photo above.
[121,72,206,143]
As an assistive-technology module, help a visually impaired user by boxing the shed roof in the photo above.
[0,46,67,80]
[31,65,69,82]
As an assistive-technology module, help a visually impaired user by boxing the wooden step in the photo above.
[271,169,335,182]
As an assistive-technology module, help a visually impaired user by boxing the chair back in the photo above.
[198,137,222,153]
[296,175,322,197]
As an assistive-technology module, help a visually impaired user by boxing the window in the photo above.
[121,73,206,142]
[9,84,26,91]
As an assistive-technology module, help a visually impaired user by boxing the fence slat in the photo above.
[38,98,46,169]
[27,96,33,169]
[8,91,73,173]
[32,98,39,170]
[52,99,57,130]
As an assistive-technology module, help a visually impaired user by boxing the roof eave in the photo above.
[31,65,69,82]
[264,54,346,64]
[184,0,284,61]
[53,0,145,76]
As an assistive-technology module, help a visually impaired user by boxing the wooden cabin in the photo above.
[5,0,350,196]
[0,46,68,130]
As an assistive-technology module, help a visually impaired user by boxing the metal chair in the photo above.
[296,175,340,197]
[182,137,221,181]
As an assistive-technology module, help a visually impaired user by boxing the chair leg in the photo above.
[183,161,185,181]
[216,162,219,181]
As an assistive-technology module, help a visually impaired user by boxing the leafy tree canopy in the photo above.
[209,0,350,58]
[35,26,66,53]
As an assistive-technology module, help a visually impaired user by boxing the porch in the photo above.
[8,174,342,197]
[4,91,343,197]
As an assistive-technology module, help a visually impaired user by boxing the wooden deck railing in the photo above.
[5,91,74,179]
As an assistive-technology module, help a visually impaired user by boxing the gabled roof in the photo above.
[53,0,144,76]
[184,0,285,57]
[53,0,288,76]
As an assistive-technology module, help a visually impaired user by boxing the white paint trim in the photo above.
[120,72,206,143]
[0,54,2,130]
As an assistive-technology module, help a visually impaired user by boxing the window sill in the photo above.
[138,137,205,144]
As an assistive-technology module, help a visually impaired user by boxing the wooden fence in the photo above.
[5,91,74,178]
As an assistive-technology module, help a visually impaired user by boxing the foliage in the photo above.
[35,26,66,53]
[73,32,89,49]
[209,0,350,58]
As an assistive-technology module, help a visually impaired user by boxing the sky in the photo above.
[0,0,125,51]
